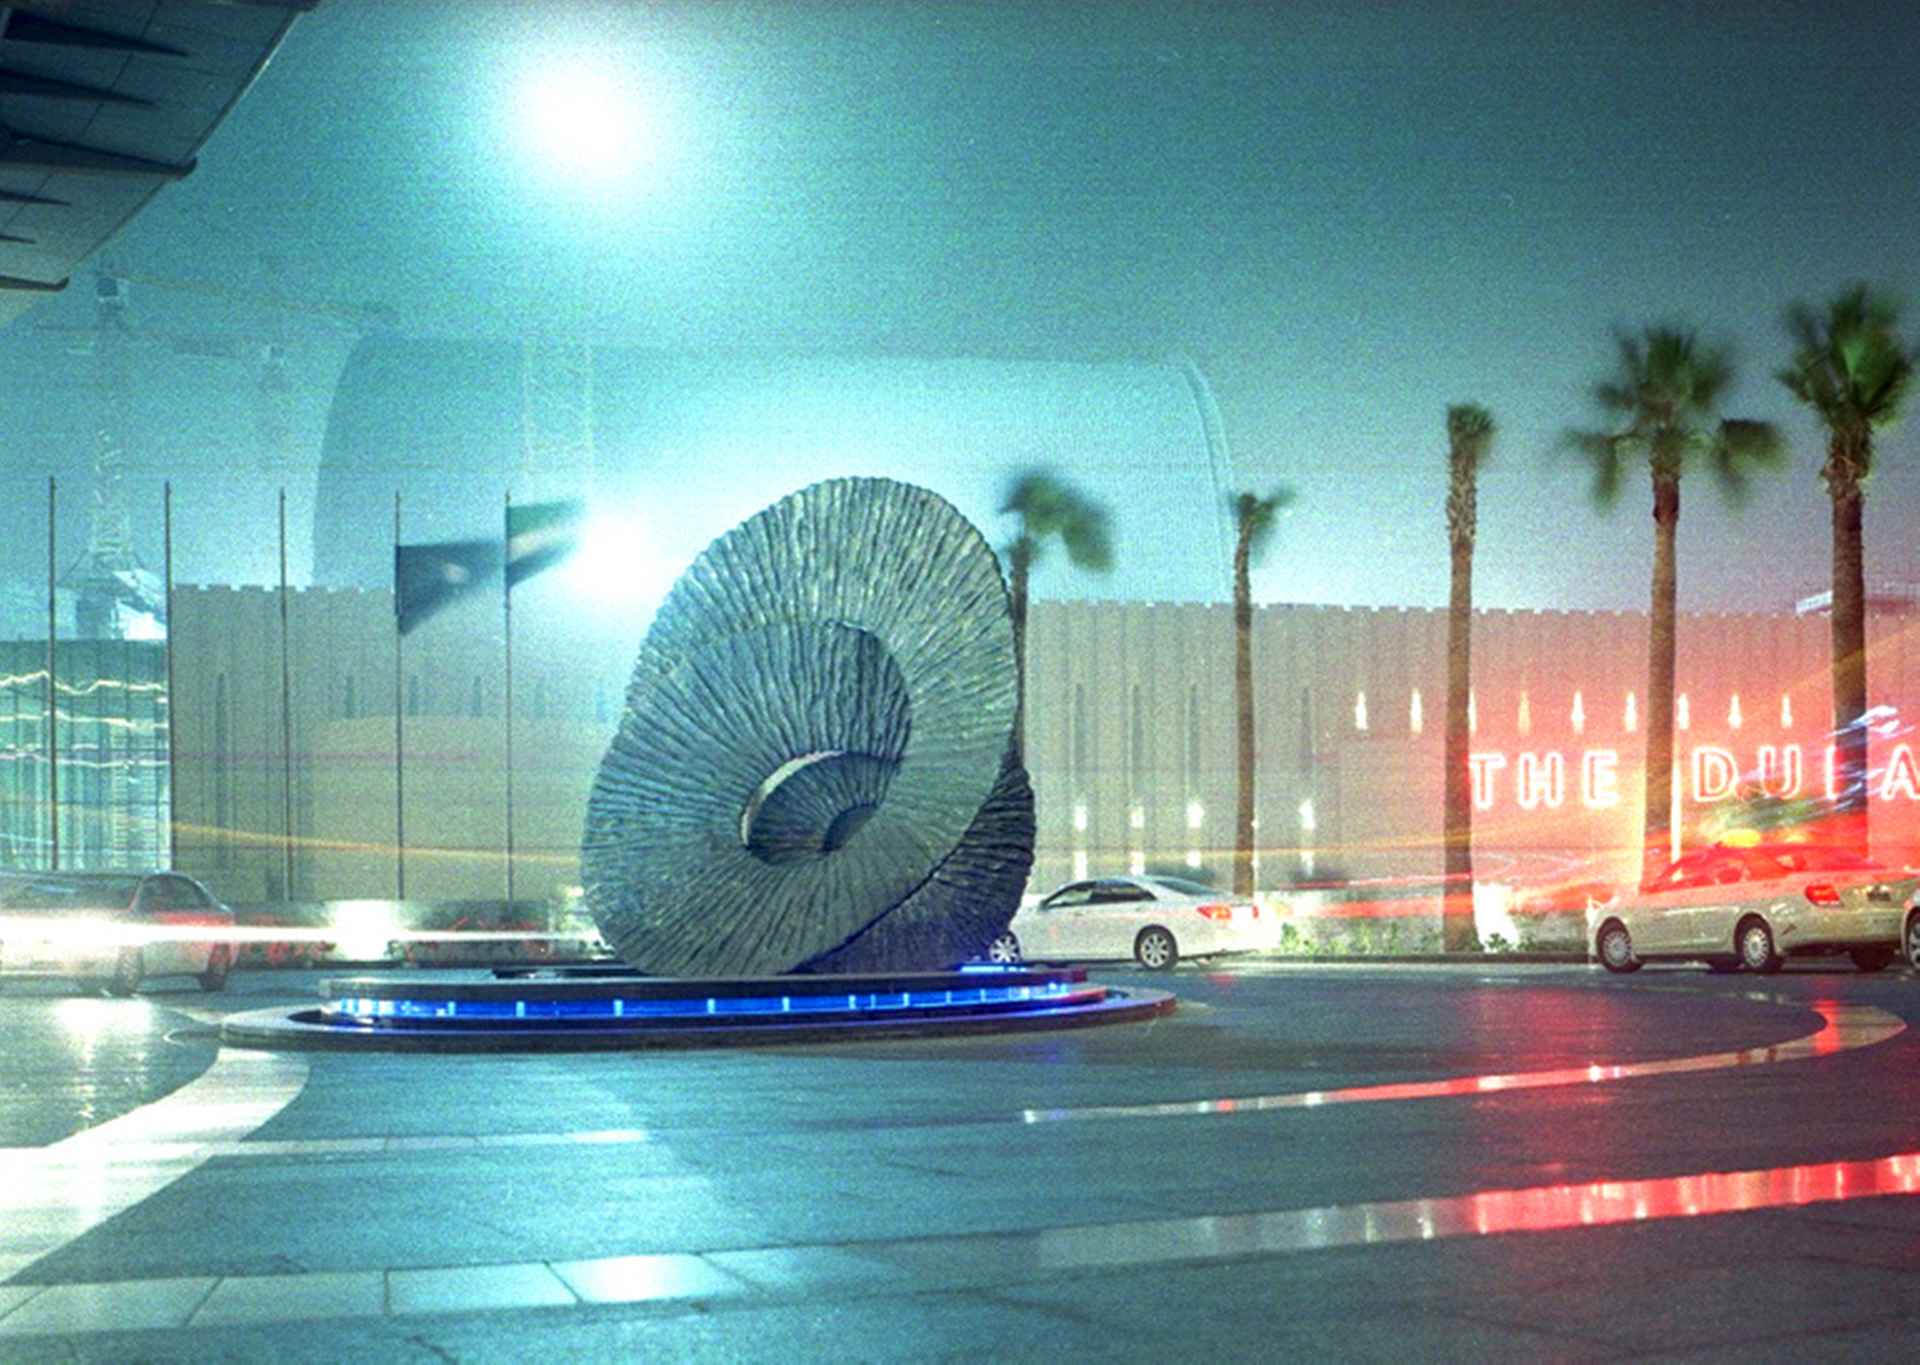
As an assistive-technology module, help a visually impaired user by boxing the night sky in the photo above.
[3,0,1917,615]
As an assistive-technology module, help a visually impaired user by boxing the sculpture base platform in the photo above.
[219,964,1176,1053]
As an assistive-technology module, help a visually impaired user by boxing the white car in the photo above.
[0,871,235,995]
[986,874,1273,970]
[1593,843,1920,974]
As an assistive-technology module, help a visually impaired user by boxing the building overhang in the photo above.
[0,0,317,329]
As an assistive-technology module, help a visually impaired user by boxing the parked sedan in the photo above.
[985,874,1273,970]
[0,871,235,995]
[1592,843,1919,974]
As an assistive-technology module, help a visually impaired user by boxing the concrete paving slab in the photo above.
[0,1275,215,1336]
[705,1244,924,1293]
[386,1261,576,1315]
[549,1252,748,1303]
[190,1270,386,1325]
[0,1284,46,1321]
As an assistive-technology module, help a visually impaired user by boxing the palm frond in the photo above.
[1231,484,1298,564]
[1001,468,1114,573]
[1060,505,1114,571]
[1779,284,1915,435]
[1562,429,1626,508]
[1709,418,1784,505]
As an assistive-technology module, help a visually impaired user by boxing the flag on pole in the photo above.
[505,499,584,590]
[395,539,502,635]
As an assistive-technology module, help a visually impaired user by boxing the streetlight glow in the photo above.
[516,57,657,185]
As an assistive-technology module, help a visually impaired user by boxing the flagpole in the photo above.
[46,475,57,871]
[164,481,177,870]
[393,491,406,901]
[503,491,516,909]
[279,488,295,900]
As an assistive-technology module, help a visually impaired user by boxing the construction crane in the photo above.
[32,263,378,637]
[67,269,157,639]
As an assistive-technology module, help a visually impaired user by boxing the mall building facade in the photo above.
[9,588,1920,906]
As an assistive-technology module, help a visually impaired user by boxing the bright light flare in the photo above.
[329,901,398,963]
[560,508,679,616]
[515,57,659,186]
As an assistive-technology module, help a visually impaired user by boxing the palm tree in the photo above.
[1228,486,1296,898]
[1442,403,1494,953]
[1566,328,1782,880]
[1000,470,1113,758]
[1777,285,1914,856]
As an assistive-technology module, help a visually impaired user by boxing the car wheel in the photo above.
[199,945,232,993]
[1737,918,1781,974]
[1596,921,1639,973]
[107,947,144,997]
[1906,912,1920,971]
[1850,946,1895,974]
[1134,926,1178,971]
[986,931,1021,965]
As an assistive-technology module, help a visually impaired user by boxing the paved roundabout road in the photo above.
[4,961,1920,1360]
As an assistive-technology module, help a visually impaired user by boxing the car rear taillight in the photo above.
[1805,883,1842,907]
[1196,903,1232,921]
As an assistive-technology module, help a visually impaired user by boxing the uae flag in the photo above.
[506,498,584,590]
[395,539,502,635]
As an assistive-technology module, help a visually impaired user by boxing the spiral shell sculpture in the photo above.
[582,478,1035,975]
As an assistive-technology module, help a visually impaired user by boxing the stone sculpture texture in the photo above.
[582,477,1035,976]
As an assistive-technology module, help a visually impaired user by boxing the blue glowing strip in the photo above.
[322,980,1087,1024]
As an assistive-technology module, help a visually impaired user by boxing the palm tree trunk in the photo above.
[1443,534,1479,952]
[1010,553,1030,763]
[1831,467,1869,855]
[1643,475,1680,880]
[1233,531,1255,898]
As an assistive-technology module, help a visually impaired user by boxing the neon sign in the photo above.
[1468,743,1920,811]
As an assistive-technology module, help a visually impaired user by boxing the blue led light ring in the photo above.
[319,980,1103,1029]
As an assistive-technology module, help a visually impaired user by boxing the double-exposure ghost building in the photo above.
[11,337,1920,907]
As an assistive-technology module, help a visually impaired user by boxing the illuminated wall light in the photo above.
[1297,798,1316,832]
[1571,691,1585,734]
[1072,802,1088,832]
[1467,689,1477,734]
[1072,850,1089,880]
[1677,693,1690,730]
[1781,694,1793,728]
[1129,803,1145,830]
[1625,691,1638,732]
[1129,850,1145,875]
[1354,691,1369,731]
[1728,694,1743,729]
[1185,849,1202,868]
[1409,689,1423,735]
[1186,799,1205,829]
[1517,692,1532,735]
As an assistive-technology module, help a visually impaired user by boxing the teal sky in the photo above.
[2,0,1917,614]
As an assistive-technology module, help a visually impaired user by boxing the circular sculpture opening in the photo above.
[822,802,878,852]
[741,751,899,865]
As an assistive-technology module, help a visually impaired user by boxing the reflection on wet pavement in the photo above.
[0,995,214,1147]
[1021,999,1902,1124]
